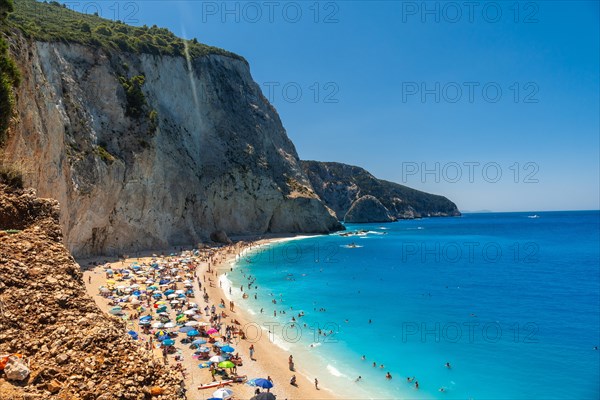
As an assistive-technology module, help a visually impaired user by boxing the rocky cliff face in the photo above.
[3,33,342,256]
[0,185,184,399]
[302,161,461,222]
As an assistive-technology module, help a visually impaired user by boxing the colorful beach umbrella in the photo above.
[162,339,175,346]
[186,330,200,337]
[221,345,235,353]
[191,339,207,345]
[218,361,235,369]
[209,355,225,363]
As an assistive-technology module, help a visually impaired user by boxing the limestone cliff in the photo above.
[301,161,461,222]
[2,32,342,256]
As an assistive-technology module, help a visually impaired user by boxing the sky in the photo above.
[60,1,599,212]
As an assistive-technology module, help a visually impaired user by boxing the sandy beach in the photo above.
[78,236,337,400]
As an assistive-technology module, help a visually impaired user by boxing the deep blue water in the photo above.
[226,211,600,399]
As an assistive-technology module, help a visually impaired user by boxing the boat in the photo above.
[528,215,540,219]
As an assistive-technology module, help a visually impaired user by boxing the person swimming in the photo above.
[445,362,451,368]
[355,376,362,382]
[385,372,392,379]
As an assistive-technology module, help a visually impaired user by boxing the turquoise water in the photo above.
[226,211,600,399]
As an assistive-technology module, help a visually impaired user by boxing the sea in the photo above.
[222,211,600,399]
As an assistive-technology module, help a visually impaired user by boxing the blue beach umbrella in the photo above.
[163,339,175,346]
[157,335,169,342]
[179,326,194,333]
[140,315,152,322]
[127,330,138,340]
[253,378,274,389]
[192,339,207,345]
[164,289,175,295]
[187,329,200,337]
[221,345,235,353]
[152,293,162,298]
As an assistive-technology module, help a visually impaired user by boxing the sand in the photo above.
[79,236,338,400]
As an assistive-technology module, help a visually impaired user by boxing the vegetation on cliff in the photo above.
[0,0,21,145]
[3,0,245,62]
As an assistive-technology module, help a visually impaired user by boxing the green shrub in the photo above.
[95,145,115,163]
[119,75,147,118]
[148,109,158,133]
[93,24,112,36]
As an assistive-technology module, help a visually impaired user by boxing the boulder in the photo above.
[4,356,30,381]
[210,230,232,244]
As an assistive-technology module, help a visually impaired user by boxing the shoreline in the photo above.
[78,233,339,400]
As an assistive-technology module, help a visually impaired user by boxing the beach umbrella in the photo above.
[152,293,162,299]
[209,355,225,363]
[157,335,169,342]
[175,289,185,294]
[179,326,194,333]
[167,294,178,299]
[250,393,276,400]
[162,339,175,346]
[214,342,228,348]
[140,315,152,322]
[185,321,199,327]
[170,300,180,304]
[220,345,234,353]
[164,322,177,329]
[183,310,196,315]
[191,339,207,345]
[164,289,175,295]
[175,314,186,321]
[158,312,170,317]
[155,330,167,337]
[212,388,234,399]
[105,269,113,274]
[127,330,138,340]
[207,328,218,335]
[187,330,200,337]
[139,320,151,325]
[196,346,210,353]
[218,361,235,369]
[151,322,164,328]
[198,362,212,368]
[253,378,273,389]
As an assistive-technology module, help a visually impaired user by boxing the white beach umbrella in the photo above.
[209,355,225,363]
[184,321,199,326]
[183,310,196,315]
[175,289,185,294]
[164,322,177,328]
[152,322,164,328]
[212,388,234,399]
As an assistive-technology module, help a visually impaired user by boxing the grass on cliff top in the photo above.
[4,0,245,62]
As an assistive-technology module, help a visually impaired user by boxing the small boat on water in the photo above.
[528,215,540,219]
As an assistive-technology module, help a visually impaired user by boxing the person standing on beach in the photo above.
[249,344,255,360]
[289,355,294,371]
[314,378,319,390]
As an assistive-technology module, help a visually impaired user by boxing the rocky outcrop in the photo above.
[344,195,394,223]
[302,161,461,222]
[2,31,342,256]
[0,185,184,399]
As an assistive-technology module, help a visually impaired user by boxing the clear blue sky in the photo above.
[62,1,599,212]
